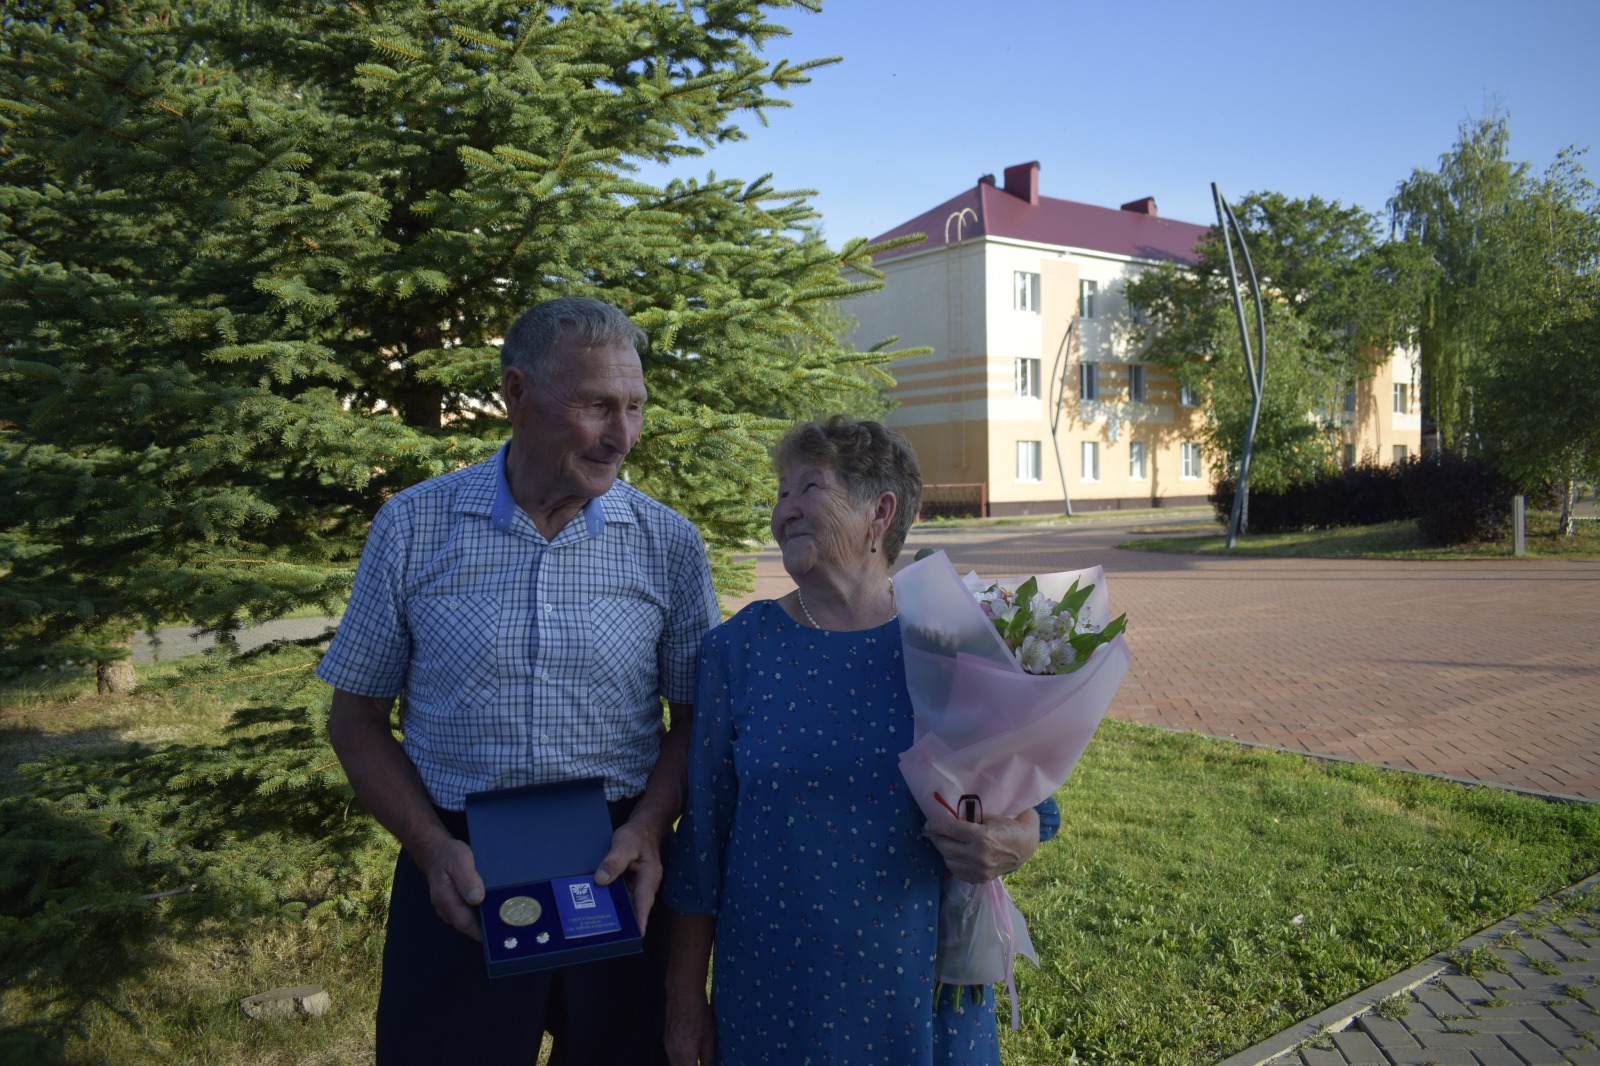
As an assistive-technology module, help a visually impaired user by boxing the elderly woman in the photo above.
[664,416,1057,1066]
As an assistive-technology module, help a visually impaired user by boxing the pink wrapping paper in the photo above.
[893,549,1132,1025]
[896,551,1132,822]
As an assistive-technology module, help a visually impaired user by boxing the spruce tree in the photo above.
[1,0,914,677]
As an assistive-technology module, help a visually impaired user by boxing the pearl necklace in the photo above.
[796,578,894,631]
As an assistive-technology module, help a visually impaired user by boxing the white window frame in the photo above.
[1178,382,1200,407]
[1079,362,1099,401]
[1128,363,1146,402]
[1014,357,1041,399]
[1393,382,1410,415]
[1014,271,1041,313]
[1343,443,1357,468]
[1081,441,1099,482]
[1016,440,1042,482]
[1393,444,1409,464]
[1129,441,1148,481]
[1079,279,1098,320]
[1180,442,1201,480]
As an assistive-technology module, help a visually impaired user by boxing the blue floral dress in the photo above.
[665,601,1002,1066]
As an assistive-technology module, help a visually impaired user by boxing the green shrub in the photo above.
[1401,453,1514,546]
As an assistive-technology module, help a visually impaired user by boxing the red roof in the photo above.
[868,166,1210,266]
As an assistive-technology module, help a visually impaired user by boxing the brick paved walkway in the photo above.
[730,513,1600,801]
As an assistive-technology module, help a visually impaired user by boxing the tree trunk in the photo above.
[97,658,137,694]
[400,320,446,429]
[1560,475,1576,537]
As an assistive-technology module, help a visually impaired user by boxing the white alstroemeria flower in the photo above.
[1049,640,1078,673]
[1018,634,1054,675]
[1032,610,1069,643]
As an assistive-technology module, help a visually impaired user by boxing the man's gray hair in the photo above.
[501,297,648,386]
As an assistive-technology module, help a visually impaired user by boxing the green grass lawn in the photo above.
[1119,512,1600,560]
[3,655,1597,1065]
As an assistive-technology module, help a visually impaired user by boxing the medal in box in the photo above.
[464,778,642,978]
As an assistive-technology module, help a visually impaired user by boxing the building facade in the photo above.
[850,161,1420,516]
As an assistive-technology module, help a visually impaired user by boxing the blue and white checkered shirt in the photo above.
[317,447,720,809]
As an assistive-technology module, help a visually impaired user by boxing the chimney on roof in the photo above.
[1002,161,1040,205]
[978,173,996,187]
[1120,196,1158,217]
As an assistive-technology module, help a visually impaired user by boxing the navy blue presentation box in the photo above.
[464,778,642,979]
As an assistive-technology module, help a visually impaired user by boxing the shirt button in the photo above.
[541,671,550,681]
[544,603,554,614]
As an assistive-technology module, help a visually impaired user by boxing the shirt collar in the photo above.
[489,444,622,539]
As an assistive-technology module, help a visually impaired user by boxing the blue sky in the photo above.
[635,0,1599,242]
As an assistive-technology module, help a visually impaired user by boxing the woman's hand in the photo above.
[665,912,718,1066]
[665,986,717,1066]
[923,808,1041,883]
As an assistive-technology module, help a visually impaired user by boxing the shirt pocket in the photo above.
[404,593,502,724]
[588,593,664,710]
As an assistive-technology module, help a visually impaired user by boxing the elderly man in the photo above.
[318,297,719,1065]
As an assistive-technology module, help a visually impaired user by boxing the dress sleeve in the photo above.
[663,624,739,915]
[1033,796,1061,843]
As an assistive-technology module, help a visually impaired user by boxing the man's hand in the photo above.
[593,820,663,933]
[923,808,1041,884]
[416,836,486,940]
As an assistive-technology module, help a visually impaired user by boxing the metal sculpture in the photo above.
[1212,183,1266,548]
[1047,316,1078,516]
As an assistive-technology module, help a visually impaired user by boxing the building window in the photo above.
[1081,441,1099,482]
[1180,442,1201,479]
[1343,386,1357,415]
[1393,382,1410,414]
[1393,444,1409,464]
[1016,440,1042,482]
[1343,444,1356,468]
[1014,271,1040,312]
[1014,358,1041,399]
[1128,364,1146,402]
[1079,362,1099,401]
[1129,441,1148,480]
[1079,279,1098,320]
[1178,382,1200,407]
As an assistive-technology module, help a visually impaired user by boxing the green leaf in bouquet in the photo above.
[1055,578,1096,619]
[1004,577,1040,644]
[1061,612,1129,672]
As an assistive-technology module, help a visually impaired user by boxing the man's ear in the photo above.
[502,366,528,413]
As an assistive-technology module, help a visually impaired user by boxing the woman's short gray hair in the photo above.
[773,415,923,563]
[501,297,648,387]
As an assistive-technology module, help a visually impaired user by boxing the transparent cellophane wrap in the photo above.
[895,551,1131,1026]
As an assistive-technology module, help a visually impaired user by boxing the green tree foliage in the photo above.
[1389,113,1531,452]
[1393,115,1600,510]
[1124,193,1422,489]
[0,646,393,1056]
[777,297,897,421]
[1470,149,1600,523]
[0,0,917,676]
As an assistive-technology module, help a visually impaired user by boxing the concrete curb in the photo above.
[1216,869,1600,1066]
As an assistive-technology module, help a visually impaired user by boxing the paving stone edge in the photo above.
[1194,731,1595,807]
[1213,869,1600,1066]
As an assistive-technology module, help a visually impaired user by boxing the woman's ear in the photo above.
[873,491,897,538]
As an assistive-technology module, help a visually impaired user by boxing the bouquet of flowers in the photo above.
[894,550,1131,1028]
[972,574,1127,675]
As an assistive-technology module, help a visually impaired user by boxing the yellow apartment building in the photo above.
[850,161,1420,516]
